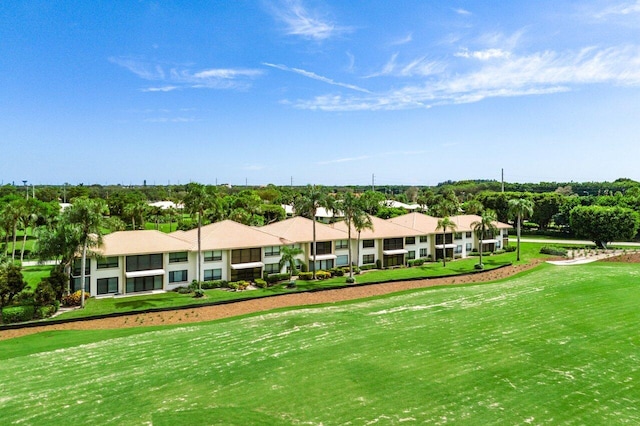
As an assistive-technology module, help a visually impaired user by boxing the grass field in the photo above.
[2,261,639,424]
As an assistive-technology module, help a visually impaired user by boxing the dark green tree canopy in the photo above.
[570,205,640,248]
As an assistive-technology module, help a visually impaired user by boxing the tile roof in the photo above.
[97,230,192,256]
[260,216,348,243]
[332,215,418,239]
[171,220,289,250]
[387,212,441,234]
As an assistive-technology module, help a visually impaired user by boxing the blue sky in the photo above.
[2,1,640,187]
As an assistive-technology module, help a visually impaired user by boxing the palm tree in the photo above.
[148,205,164,230]
[508,198,534,261]
[471,210,499,270]
[436,217,457,267]
[123,200,147,230]
[353,212,374,269]
[183,183,218,288]
[65,197,108,307]
[19,207,38,263]
[294,185,335,280]
[279,245,303,281]
[339,191,369,279]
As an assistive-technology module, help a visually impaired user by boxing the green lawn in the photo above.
[22,265,54,290]
[1,262,639,424]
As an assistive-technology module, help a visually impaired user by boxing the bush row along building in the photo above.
[71,213,511,297]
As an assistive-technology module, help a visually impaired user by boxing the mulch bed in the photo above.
[599,253,640,263]
[0,258,548,341]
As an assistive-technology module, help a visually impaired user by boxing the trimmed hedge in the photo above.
[540,246,568,256]
[2,305,36,324]
[408,259,425,267]
[265,273,289,284]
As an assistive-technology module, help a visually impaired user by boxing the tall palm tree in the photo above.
[471,210,499,270]
[436,216,457,267]
[279,245,303,281]
[123,200,147,230]
[183,183,218,288]
[353,211,374,270]
[19,207,38,263]
[339,191,369,279]
[294,185,335,280]
[65,197,108,307]
[508,198,534,261]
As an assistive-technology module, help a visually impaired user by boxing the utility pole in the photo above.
[290,176,293,187]
[372,174,375,191]
[501,168,504,193]
[22,180,28,199]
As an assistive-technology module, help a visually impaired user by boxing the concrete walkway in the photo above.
[519,238,640,247]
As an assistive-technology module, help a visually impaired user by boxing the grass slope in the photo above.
[2,262,639,424]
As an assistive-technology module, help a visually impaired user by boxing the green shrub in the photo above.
[2,305,36,324]
[228,281,249,291]
[408,259,425,267]
[299,263,308,273]
[193,289,205,298]
[13,291,34,305]
[474,263,484,270]
[34,304,57,319]
[375,259,382,269]
[330,268,345,277]
[254,278,268,289]
[34,280,57,307]
[265,273,289,284]
[298,272,313,280]
[540,246,568,256]
[505,245,516,252]
[201,280,227,289]
[315,271,331,280]
[174,286,192,294]
[359,264,376,271]
[346,277,355,284]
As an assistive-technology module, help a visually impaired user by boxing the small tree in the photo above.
[436,217,457,267]
[279,245,303,281]
[0,262,27,311]
[471,210,499,270]
[508,198,534,262]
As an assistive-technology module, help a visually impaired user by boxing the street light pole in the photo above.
[22,180,28,199]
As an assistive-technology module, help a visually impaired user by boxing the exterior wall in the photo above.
[165,252,192,290]
[358,238,378,267]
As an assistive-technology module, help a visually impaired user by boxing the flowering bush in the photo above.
[62,290,90,307]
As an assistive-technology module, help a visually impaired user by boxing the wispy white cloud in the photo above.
[594,0,640,17]
[141,86,179,92]
[288,45,640,111]
[317,155,371,165]
[389,33,413,46]
[267,0,351,40]
[455,48,511,60]
[366,53,446,78]
[110,57,263,91]
[454,8,472,16]
[263,62,371,93]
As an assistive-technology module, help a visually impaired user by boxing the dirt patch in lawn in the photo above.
[599,252,640,263]
[1,260,547,341]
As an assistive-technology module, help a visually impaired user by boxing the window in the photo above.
[126,254,162,272]
[231,248,261,264]
[335,240,349,249]
[419,248,428,258]
[336,255,348,267]
[466,243,472,251]
[204,269,222,281]
[311,241,332,255]
[383,238,403,251]
[407,251,416,260]
[405,237,415,245]
[72,259,90,276]
[204,250,222,261]
[231,267,261,282]
[264,263,280,274]
[362,254,375,264]
[455,245,463,254]
[419,235,428,243]
[363,239,374,248]
[314,259,334,271]
[97,257,118,269]
[435,234,453,245]
[169,252,188,263]
[97,277,118,295]
[466,232,472,238]
[71,276,90,292]
[454,233,462,240]
[126,275,162,293]
[169,270,188,283]
[384,254,404,268]
[264,246,280,257]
